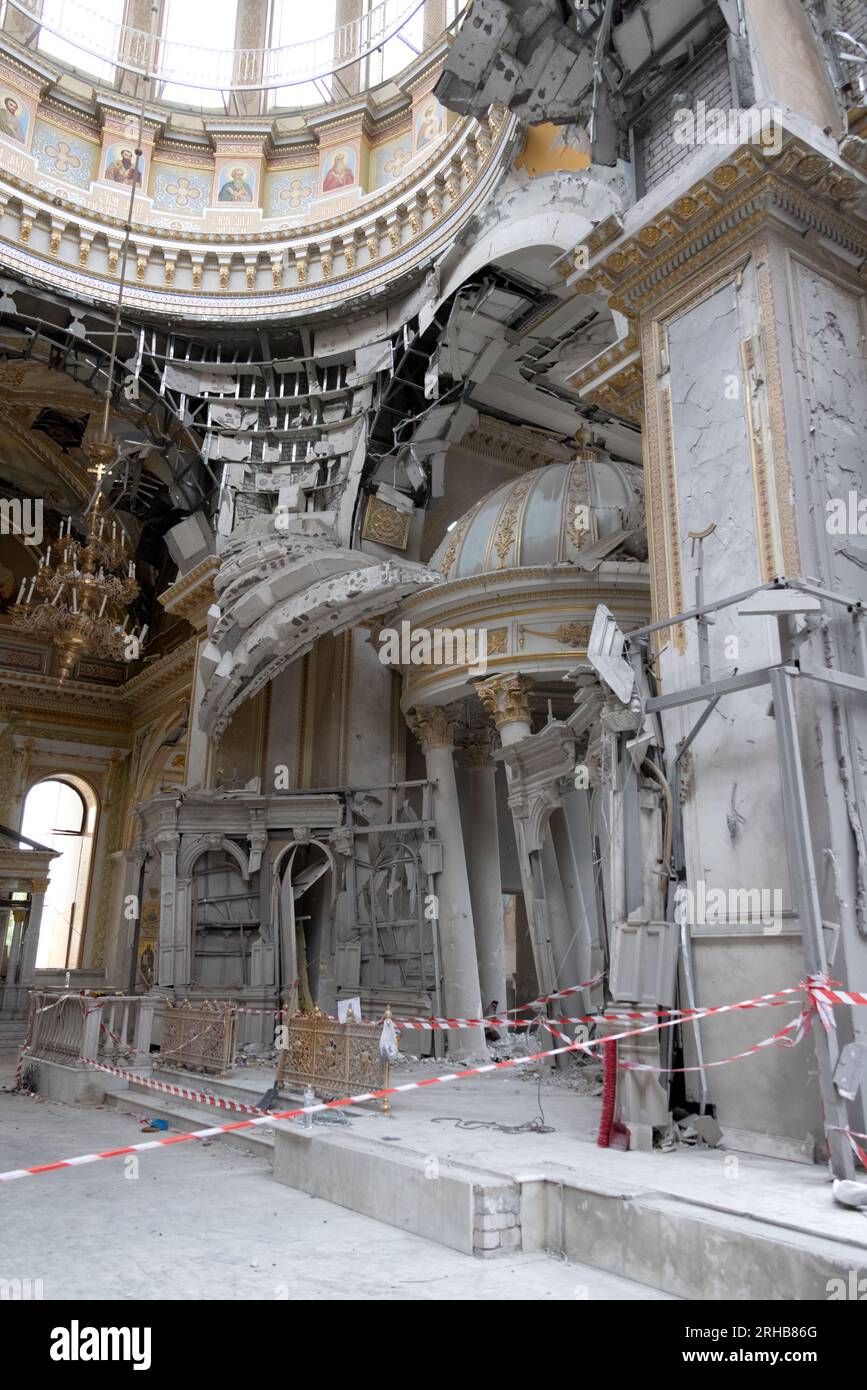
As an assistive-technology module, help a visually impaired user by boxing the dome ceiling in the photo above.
[429,451,645,582]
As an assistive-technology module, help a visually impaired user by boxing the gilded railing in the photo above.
[159,998,236,1075]
[276,1010,394,1113]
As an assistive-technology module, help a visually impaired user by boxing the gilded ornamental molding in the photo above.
[0,103,516,320]
[406,702,459,753]
[475,673,533,731]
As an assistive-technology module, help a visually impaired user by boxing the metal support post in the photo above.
[769,666,854,1179]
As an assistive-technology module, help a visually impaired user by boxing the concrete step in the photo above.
[148,1065,282,1108]
[270,1121,867,1294]
[104,1089,276,1159]
[103,1079,364,1157]
[523,1165,867,1300]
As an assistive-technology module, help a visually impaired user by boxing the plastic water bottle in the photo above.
[303,1084,314,1129]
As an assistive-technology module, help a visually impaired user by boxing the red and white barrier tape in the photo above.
[0,989,818,1185]
[0,1034,592,1184]
[228,975,605,1027]
[620,1019,801,1072]
[830,1127,867,1167]
[812,986,867,1008]
[85,1059,267,1117]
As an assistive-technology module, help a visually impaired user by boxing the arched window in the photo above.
[21,778,97,970]
[365,0,424,87]
[268,0,337,109]
[37,0,125,83]
[160,0,239,106]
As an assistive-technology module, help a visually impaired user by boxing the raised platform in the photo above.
[268,1062,867,1296]
[95,1052,867,1298]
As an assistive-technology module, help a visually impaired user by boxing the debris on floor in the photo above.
[657,1111,722,1151]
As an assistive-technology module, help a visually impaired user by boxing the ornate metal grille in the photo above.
[276,1012,391,1111]
[160,998,236,1075]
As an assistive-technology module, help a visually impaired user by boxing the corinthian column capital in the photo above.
[456,719,496,769]
[475,673,533,731]
[406,704,458,754]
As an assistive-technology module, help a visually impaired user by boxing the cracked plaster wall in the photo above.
[774,242,867,1129]
[658,266,821,1148]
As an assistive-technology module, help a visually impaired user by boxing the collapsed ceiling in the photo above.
[434,0,743,163]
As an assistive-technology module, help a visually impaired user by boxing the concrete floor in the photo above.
[3,1042,864,1301]
[0,1064,671,1301]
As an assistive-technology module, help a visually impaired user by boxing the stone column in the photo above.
[3,0,43,46]
[424,0,447,47]
[406,705,485,1058]
[153,830,182,989]
[105,848,146,992]
[457,721,506,1012]
[232,0,269,115]
[334,0,365,97]
[474,674,559,999]
[18,878,50,985]
[117,0,167,101]
[158,557,220,791]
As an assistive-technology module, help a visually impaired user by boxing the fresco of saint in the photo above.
[322,150,355,192]
[219,166,254,202]
[0,95,28,145]
[416,102,441,152]
[105,147,142,185]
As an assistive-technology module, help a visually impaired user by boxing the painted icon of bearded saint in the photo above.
[105,148,142,185]
[0,96,26,144]
[219,167,253,202]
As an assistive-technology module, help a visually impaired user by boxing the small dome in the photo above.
[430,450,645,581]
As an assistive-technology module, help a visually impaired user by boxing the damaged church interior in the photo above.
[0,0,866,1319]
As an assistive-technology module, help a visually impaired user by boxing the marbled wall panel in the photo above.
[659,267,804,1138]
[664,271,787,893]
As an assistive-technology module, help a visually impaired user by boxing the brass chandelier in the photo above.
[11,16,161,684]
[11,448,147,680]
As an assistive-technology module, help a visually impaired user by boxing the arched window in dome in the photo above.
[267,0,337,109]
[365,0,424,86]
[21,777,98,970]
[160,0,239,107]
[37,0,124,83]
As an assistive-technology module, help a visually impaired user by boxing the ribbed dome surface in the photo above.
[430,452,644,581]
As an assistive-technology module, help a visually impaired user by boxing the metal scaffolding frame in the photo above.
[626,576,866,1180]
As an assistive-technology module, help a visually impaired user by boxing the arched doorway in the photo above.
[21,776,98,969]
[271,839,335,1013]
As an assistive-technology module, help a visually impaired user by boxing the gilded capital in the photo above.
[406,705,458,754]
[456,721,495,769]
[475,673,533,730]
